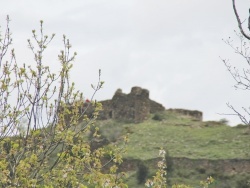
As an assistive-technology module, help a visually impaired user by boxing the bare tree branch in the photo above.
[232,0,250,40]
[248,8,250,31]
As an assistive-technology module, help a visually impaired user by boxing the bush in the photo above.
[137,162,149,184]
[152,112,166,121]
[236,177,250,188]
[219,118,229,125]
[196,167,206,174]
[234,124,246,128]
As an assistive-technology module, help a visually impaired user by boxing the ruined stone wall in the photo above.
[111,88,136,122]
[150,100,165,114]
[82,87,204,123]
[97,86,165,123]
[128,87,150,123]
[166,108,203,121]
[68,86,206,125]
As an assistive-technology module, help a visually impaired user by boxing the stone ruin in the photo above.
[166,108,203,121]
[98,86,165,123]
[84,86,203,123]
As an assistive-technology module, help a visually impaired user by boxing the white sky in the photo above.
[1,0,250,125]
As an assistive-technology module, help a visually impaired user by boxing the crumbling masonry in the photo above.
[84,86,203,123]
[98,86,165,123]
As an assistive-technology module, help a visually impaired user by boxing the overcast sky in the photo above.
[1,0,250,125]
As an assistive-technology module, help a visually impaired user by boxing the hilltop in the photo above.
[85,86,203,123]
[93,109,250,188]
[82,86,250,187]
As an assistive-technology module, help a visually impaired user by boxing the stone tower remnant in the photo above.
[98,86,165,123]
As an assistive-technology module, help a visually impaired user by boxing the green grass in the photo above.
[92,111,250,187]
[97,111,250,160]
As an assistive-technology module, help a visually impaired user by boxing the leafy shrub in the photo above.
[234,124,246,128]
[164,150,173,173]
[236,176,250,188]
[152,112,166,121]
[196,166,206,174]
[137,162,149,184]
[219,118,229,125]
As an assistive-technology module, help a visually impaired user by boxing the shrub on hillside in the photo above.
[152,112,166,121]
[137,162,149,184]
[219,118,229,125]
[234,124,246,128]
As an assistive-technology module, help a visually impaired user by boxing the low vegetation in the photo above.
[95,111,250,187]
[98,111,250,160]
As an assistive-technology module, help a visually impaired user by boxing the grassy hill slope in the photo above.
[95,110,250,187]
[98,110,250,160]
